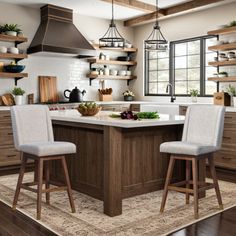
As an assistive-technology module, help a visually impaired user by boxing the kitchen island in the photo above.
[50,110,196,217]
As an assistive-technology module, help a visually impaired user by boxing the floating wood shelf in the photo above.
[87,58,137,66]
[208,26,236,36]
[0,72,28,78]
[0,53,28,60]
[208,60,236,67]
[208,76,236,82]
[0,72,28,85]
[208,43,236,51]
[87,74,137,86]
[0,34,27,44]
[92,44,138,52]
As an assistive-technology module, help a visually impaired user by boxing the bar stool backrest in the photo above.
[182,105,225,149]
[11,105,54,150]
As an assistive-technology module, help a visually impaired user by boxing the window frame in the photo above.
[144,35,218,97]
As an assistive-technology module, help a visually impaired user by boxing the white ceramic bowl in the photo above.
[126,71,132,76]
[0,46,7,53]
[110,70,118,76]
[8,47,19,54]
[118,70,127,76]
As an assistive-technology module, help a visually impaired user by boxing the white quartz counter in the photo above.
[50,110,185,128]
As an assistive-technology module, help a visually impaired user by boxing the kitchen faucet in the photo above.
[166,83,176,103]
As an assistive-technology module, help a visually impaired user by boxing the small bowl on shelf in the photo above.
[4,65,25,73]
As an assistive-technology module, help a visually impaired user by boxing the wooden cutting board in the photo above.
[39,76,58,103]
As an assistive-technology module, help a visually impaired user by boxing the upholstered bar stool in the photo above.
[11,105,76,220]
[160,105,225,219]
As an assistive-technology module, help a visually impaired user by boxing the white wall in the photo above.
[132,1,236,103]
[0,2,134,102]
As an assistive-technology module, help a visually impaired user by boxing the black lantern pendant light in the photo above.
[99,0,125,48]
[144,0,168,51]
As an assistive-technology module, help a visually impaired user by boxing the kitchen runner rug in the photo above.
[0,173,235,236]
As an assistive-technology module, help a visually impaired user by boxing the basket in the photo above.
[77,106,101,116]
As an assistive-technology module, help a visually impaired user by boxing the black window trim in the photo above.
[144,35,218,97]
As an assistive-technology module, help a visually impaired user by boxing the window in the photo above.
[145,36,217,96]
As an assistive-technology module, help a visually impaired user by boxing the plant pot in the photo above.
[124,96,133,101]
[5,31,17,36]
[14,95,23,105]
[191,96,197,103]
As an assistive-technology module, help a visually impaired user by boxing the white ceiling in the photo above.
[0,0,192,20]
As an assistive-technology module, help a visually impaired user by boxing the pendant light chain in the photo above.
[144,0,168,51]
[99,0,125,48]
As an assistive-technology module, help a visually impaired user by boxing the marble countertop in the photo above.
[50,110,185,128]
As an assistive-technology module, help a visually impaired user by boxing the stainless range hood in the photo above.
[27,4,95,57]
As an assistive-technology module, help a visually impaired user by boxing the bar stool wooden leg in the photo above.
[37,159,44,220]
[45,161,50,205]
[192,158,199,219]
[160,156,175,213]
[61,156,76,213]
[13,154,27,210]
[186,160,191,204]
[208,156,223,210]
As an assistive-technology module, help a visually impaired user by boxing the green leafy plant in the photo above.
[12,87,25,96]
[3,24,22,33]
[189,89,199,97]
[0,25,4,33]
[218,71,228,76]
[226,84,236,96]
[227,20,236,27]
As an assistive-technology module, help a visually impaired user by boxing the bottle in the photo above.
[104,65,109,76]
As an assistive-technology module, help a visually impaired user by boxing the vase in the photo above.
[191,96,197,103]
[124,96,133,101]
[5,31,17,36]
[14,95,23,105]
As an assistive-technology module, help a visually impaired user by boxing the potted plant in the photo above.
[12,87,25,105]
[189,89,198,103]
[2,24,22,36]
[123,90,135,101]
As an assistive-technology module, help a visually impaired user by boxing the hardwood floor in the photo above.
[0,199,235,236]
[169,206,236,236]
[0,201,56,236]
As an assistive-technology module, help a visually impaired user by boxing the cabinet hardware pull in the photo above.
[222,156,232,160]
[226,117,233,119]
[7,133,13,135]
[7,155,17,158]
[223,136,231,139]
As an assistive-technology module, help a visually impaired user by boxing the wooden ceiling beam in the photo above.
[101,0,157,13]
[124,0,226,27]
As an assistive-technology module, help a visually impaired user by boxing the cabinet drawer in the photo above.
[224,112,236,127]
[0,147,20,166]
[0,111,11,126]
[0,128,14,146]
[222,128,236,144]
[214,151,236,170]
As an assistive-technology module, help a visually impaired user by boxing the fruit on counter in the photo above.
[78,102,98,110]
[110,111,160,120]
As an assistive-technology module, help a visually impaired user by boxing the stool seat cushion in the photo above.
[160,141,217,156]
[19,141,76,157]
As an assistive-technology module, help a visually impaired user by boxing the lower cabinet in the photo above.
[0,110,21,167]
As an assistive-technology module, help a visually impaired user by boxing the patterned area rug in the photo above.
[0,173,235,236]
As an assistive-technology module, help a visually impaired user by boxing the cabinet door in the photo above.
[0,111,21,166]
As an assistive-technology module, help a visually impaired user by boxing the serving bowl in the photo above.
[4,65,25,73]
[77,106,101,116]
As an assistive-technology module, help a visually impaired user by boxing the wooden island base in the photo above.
[51,121,203,217]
